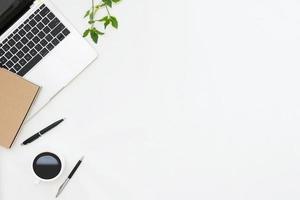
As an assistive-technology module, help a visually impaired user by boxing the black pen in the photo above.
[21,118,65,145]
[56,156,84,198]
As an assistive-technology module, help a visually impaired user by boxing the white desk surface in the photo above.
[2,0,300,199]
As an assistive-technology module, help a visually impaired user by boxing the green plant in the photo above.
[83,0,121,43]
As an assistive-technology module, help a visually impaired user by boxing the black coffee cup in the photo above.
[33,152,63,181]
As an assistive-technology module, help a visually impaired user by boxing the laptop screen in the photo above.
[0,0,33,36]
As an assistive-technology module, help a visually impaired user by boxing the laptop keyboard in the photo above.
[0,4,70,76]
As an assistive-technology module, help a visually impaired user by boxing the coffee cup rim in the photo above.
[32,152,64,182]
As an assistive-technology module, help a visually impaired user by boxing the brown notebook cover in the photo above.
[0,68,39,148]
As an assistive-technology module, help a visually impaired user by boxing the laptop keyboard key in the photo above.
[13,63,21,71]
[35,44,42,51]
[10,47,18,54]
[5,52,12,59]
[37,22,44,29]
[24,19,29,24]
[33,36,40,43]
[40,48,49,57]
[19,29,26,36]
[24,54,32,61]
[22,46,29,53]
[47,12,55,20]
[11,56,19,63]
[0,49,4,56]
[46,34,53,42]
[13,29,19,34]
[17,51,24,58]
[29,14,34,19]
[29,19,37,27]
[30,49,37,56]
[57,33,64,41]
[51,38,59,46]
[26,32,34,40]
[8,39,15,46]
[27,41,34,48]
[43,26,50,33]
[34,14,42,21]
[3,44,10,51]
[42,17,50,25]
[46,43,54,51]
[24,24,31,31]
[0,57,7,64]
[40,39,47,46]
[13,34,21,41]
[6,60,13,68]
[19,58,26,66]
[34,9,40,14]
[32,27,39,34]
[21,37,29,44]
[62,28,70,36]
[49,18,59,29]
[38,31,45,38]
[16,42,23,49]
[40,7,50,16]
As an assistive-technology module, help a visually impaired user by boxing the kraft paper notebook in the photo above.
[0,68,39,148]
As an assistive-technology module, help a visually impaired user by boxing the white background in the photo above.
[2,0,300,199]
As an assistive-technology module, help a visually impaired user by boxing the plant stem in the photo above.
[91,0,95,28]
[105,5,111,17]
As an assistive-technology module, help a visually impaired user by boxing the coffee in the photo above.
[33,152,62,180]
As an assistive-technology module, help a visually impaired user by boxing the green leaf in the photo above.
[104,20,110,29]
[112,0,121,2]
[84,10,90,18]
[93,28,104,35]
[83,29,90,37]
[90,30,99,43]
[102,0,112,7]
[110,16,118,29]
[98,16,109,22]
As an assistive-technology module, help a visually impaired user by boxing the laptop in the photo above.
[0,0,97,118]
